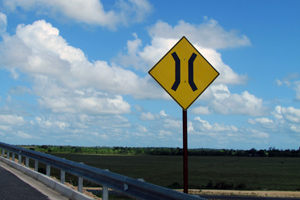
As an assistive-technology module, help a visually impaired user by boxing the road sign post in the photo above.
[183,109,188,193]
[149,36,219,193]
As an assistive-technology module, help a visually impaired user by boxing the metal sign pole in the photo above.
[183,109,188,194]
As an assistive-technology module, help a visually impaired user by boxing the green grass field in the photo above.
[46,154,300,191]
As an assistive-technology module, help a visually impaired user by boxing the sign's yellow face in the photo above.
[149,36,219,110]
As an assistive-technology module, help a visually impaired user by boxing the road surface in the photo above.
[0,161,68,200]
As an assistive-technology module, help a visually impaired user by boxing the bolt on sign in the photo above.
[148,36,219,110]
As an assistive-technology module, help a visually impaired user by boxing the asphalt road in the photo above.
[0,161,69,200]
[0,165,50,200]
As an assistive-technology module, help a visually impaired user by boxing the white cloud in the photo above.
[137,124,147,132]
[0,125,11,131]
[209,85,268,116]
[158,130,172,138]
[191,106,212,115]
[2,0,152,30]
[192,117,269,146]
[194,117,238,133]
[0,115,24,125]
[275,79,282,86]
[38,87,131,115]
[273,106,300,124]
[0,12,7,33]
[159,110,168,117]
[139,112,155,121]
[0,20,166,114]
[16,131,33,139]
[147,18,251,49]
[188,121,194,132]
[118,19,248,85]
[275,75,300,100]
[290,125,300,133]
[294,81,300,100]
[247,106,300,137]
[247,129,269,139]
[163,119,181,129]
[248,118,276,129]
[35,116,70,129]
[0,18,253,115]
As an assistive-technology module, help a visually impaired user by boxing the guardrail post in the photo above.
[103,169,109,200]
[34,160,38,171]
[46,165,51,176]
[12,152,15,162]
[18,154,22,164]
[26,157,29,167]
[60,170,65,184]
[103,186,109,200]
[60,157,65,184]
[78,177,83,193]
[77,162,84,193]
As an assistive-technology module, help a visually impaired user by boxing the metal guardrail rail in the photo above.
[0,142,205,200]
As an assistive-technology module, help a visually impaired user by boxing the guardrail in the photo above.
[0,142,205,200]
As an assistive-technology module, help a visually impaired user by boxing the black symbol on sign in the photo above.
[171,52,198,92]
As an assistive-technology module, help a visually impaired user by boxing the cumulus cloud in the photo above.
[148,18,251,49]
[192,84,268,116]
[209,84,268,116]
[137,124,147,132]
[16,131,33,139]
[35,116,70,130]
[191,106,212,115]
[2,0,153,30]
[194,117,238,133]
[191,117,269,146]
[159,110,168,117]
[0,20,167,114]
[163,119,181,129]
[139,112,155,121]
[247,106,300,135]
[273,106,300,124]
[0,125,11,131]
[118,19,248,85]
[0,12,7,33]
[37,86,131,115]
[248,118,276,129]
[0,114,24,125]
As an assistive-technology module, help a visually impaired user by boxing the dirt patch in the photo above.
[176,189,300,198]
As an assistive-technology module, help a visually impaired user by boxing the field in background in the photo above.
[45,154,300,191]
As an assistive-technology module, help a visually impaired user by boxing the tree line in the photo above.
[20,145,300,157]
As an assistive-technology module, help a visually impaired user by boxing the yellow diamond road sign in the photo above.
[148,36,219,110]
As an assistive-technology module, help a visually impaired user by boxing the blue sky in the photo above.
[0,0,299,150]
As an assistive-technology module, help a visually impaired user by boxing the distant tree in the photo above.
[249,148,257,156]
[257,149,267,157]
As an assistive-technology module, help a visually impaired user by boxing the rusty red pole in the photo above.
[183,109,188,194]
